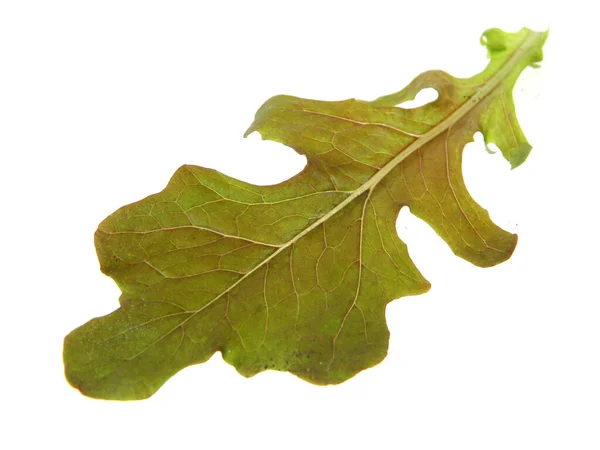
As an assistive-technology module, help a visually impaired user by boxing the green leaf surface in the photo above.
[64,27,547,400]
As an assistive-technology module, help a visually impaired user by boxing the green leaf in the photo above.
[64,27,547,400]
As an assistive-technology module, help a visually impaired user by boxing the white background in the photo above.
[1,1,598,449]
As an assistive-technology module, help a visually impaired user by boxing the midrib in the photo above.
[183,30,542,318]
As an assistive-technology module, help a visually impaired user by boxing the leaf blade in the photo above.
[64,27,547,400]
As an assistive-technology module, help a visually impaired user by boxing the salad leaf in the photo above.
[64,27,547,400]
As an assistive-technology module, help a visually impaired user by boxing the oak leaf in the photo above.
[64,27,547,400]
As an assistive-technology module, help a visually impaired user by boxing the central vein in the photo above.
[182,31,541,320]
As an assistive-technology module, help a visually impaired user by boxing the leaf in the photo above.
[64,27,547,400]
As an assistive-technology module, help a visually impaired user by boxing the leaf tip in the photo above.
[480,27,549,69]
